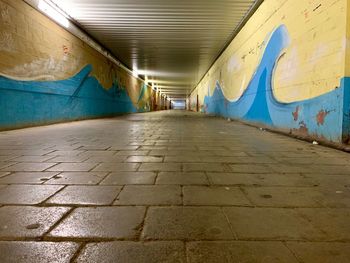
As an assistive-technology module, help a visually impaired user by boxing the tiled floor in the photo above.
[0,110,350,262]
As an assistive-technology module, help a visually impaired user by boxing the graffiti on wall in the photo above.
[0,64,151,129]
[202,25,349,143]
[0,0,153,129]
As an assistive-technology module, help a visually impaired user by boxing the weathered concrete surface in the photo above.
[0,110,349,262]
[0,241,79,263]
[77,241,185,263]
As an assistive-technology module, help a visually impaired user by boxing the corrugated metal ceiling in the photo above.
[50,0,260,100]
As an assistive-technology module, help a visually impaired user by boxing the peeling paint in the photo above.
[299,121,308,133]
[292,106,300,121]
[62,45,70,55]
[316,109,330,126]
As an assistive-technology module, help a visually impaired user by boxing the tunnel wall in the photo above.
[191,0,350,144]
[0,0,153,130]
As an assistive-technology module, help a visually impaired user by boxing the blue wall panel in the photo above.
[0,65,139,130]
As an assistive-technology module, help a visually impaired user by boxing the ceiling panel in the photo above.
[50,0,259,100]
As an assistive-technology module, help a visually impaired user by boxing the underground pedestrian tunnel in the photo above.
[0,0,350,262]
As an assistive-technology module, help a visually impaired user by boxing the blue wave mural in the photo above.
[204,25,350,143]
[0,65,142,129]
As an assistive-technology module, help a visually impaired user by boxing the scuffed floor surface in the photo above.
[0,110,350,262]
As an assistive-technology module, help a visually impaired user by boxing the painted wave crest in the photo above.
[204,25,346,142]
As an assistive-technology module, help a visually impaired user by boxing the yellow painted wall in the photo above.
[345,0,350,75]
[0,0,151,108]
[189,90,198,111]
[193,0,347,106]
[155,91,161,110]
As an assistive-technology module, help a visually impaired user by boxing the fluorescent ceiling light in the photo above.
[132,67,139,77]
[136,70,191,78]
[38,0,69,28]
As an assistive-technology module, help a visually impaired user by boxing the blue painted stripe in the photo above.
[0,65,142,129]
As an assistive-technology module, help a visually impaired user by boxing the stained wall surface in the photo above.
[0,0,154,130]
[192,0,350,144]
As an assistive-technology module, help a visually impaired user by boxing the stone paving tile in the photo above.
[208,173,264,186]
[130,141,156,146]
[223,207,326,241]
[183,163,231,172]
[1,162,57,172]
[46,150,85,156]
[46,146,81,151]
[197,146,227,151]
[277,151,319,158]
[237,156,279,164]
[270,162,311,172]
[1,111,350,260]
[297,208,350,240]
[313,187,350,208]
[0,206,70,238]
[46,185,122,205]
[76,241,185,263]
[7,150,54,156]
[10,155,54,162]
[139,163,182,172]
[100,172,156,185]
[317,151,350,158]
[0,241,79,263]
[196,156,237,163]
[183,186,251,206]
[0,185,63,205]
[0,156,18,162]
[304,165,350,175]
[242,187,322,208]
[187,241,298,263]
[115,185,182,205]
[207,172,318,187]
[229,164,275,173]
[79,145,111,150]
[168,146,198,151]
[84,155,127,163]
[212,150,248,157]
[286,242,350,263]
[92,163,140,172]
[47,162,98,172]
[125,156,163,163]
[266,173,320,187]
[139,145,169,151]
[274,157,350,165]
[156,172,208,185]
[110,146,139,151]
[48,207,145,239]
[78,150,117,157]
[150,150,214,156]
[164,156,202,163]
[200,156,278,164]
[0,172,59,184]
[244,186,350,208]
[0,172,10,178]
[306,174,350,187]
[44,172,107,185]
[115,150,149,156]
[142,207,234,240]
[47,155,90,163]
